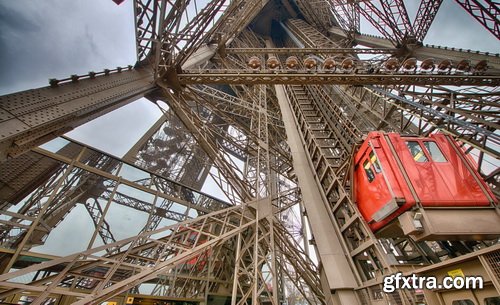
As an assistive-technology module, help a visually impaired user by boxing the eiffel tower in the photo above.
[0,1,499,305]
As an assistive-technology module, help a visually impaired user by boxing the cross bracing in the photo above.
[0,1,499,305]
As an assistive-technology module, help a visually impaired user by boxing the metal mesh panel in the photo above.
[387,291,404,305]
[483,249,500,282]
[356,288,371,305]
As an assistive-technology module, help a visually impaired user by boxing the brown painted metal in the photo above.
[0,68,155,160]
[0,1,499,305]
[176,71,500,86]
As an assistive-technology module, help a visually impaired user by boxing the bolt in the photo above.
[49,78,59,87]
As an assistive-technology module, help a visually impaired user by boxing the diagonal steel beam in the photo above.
[413,0,444,41]
[454,0,500,40]
[0,204,258,303]
[380,0,414,40]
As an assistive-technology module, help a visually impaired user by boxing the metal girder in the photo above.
[286,19,340,48]
[0,143,81,210]
[280,15,417,136]
[293,0,333,31]
[31,142,230,214]
[454,0,500,40]
[123,110,212,189]
[177,71,500,86]
[135,0,228,76]
[368,85,500,158]
[189,85,283,124]
[161,1,226,69]
[355,0,401,45]
[0,203,259,304]
[158,84,254,203]
[274,83,359,304]
[84,198,117,247]
[134,0,160,62]
[225,47,398,55]
[0,149,119,252]
[210,0,270,48]
[326,0,360,34]
[150,0,272,77]
[0,196,315,305]
[244,84,272,198]
[2,1,500,304]
[273,222,324,305]
[100,189,190,222]
[189,85,292,173]
[150,242,234,298]
[338,85,419,134]
[379,0,414,41]
[0,68,154,160]
[413,0,444,41]
[170,89,255,161]
[329,26,500,71]
[0,136,233,272]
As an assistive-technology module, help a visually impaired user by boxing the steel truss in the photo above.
[0,0,499,305]
[454,0,500,40]
[176,71,500,86]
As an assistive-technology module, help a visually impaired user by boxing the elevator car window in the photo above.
[363,160,375,182]
[423,141,447,162]
[406,141,428,162]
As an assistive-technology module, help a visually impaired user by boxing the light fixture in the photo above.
[266,56,280,70]
[341,57,355,71]
[474,60,488,72]
[384,57,399,71]
[456,59,471,72]
[402,57,417,71]
[323,57,336,71]
[437,59,452,72]
[247,56,261,70]
[420,58,435,71]
[285,56,299,70]
[304,56,317,70]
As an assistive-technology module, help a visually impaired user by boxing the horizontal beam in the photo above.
[31,145,230,214]
[224,47,398,55]
[0,68,155,160]
[329,26,500,70]
[177,71,500,86]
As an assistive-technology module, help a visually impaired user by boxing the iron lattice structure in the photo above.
[0,1,499,305]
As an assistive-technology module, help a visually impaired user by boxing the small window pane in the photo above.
[363,160,375,182]
[485,297,500,305]
[451,300,474,305]
[369,151,381,173]
[424,141,447,162]
[406,141,428,162]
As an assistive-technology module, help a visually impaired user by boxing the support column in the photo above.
[274,84,359,305]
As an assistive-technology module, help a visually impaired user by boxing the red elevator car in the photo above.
[174,227,211,271]
[354,131,498,237]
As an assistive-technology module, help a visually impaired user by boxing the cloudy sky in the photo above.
[1,0,499,257]
[1,0,498,96]
[1,0,499,157]
[0,0,163,157]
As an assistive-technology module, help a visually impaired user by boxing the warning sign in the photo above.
[126,297,135,304]
[447,268,465,278]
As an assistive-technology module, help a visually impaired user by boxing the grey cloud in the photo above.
[84,25,101,58]
[0,3,40,32]
[0,0,136,95]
